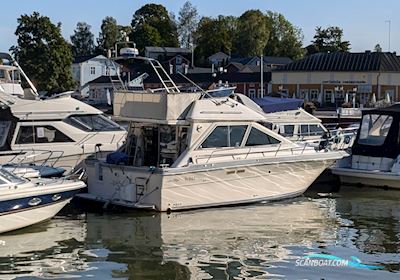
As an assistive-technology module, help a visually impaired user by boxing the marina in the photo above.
[1,1,400,278]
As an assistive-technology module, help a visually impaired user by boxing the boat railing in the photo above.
[202,140,331,164]
[13,149,65,167]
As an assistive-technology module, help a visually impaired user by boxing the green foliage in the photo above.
[195,16,237,65]
[264,11,305,59]
[306,26,351,55]
[131,4,179,52]
[97,17,132,55]
[11,12,75,93]
[235,10,269,57]
[177,1,199,48]
[70,22,95,57]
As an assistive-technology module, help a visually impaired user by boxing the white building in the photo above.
[71,55,120,98]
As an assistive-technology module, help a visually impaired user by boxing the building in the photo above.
[87,73,148,105]
[71,55,120,98]
[208,52,230,66]
[272,52,400,106]
[144,47,191,61]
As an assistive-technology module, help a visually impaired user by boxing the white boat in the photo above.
[77,60,346,211]
[331,104,400,189]
[0,53,127,172]
[237,94,357,150]
[0,168,85,233]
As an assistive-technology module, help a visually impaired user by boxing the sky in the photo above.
[1,0,399,53]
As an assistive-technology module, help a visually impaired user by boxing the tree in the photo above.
[11,12,75,93]
[177,1,199,48]
[97,16,129,55]
[70,22,95,57]
[195,16,237,65]
[234,10,269,57]
[131,4,179,52]
[264,11,304,59]
[306,26,350,55]
[374,44,382,52]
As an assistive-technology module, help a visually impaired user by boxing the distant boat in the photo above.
[331,104,400,189]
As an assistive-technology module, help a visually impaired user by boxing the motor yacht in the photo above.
[0,53,127,172]
[331,104,400,189]
[78,87,346,211]
[237,94,357,150]
[0,168,85,233]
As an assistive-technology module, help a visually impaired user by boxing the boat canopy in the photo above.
[252,97,304,113]
[352,104,400,159]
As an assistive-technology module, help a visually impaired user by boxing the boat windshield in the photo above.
[64,114,124,132]
[0,169,25,184]
[358,114,393,146]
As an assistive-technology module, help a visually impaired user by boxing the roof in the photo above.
[73,55,98,64]
[229,56,292,66]
[145,46,191,54]
[263,56,292,65]
[276,52,400,72]
[208,52,229,60]
[144,72,271,85]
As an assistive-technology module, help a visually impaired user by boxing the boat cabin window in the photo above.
[0,121,11,148]
[0,70,5,79]
[280,125,294,137]
[245,127,280,146]
[16,125,74,144]
[200,125,247,149]
[358,114,393,146]
[65,114,123,132]
[300,124,325,136]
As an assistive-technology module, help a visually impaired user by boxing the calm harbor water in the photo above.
[0,186,399,280]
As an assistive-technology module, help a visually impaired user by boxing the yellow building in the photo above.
[271,52,400,106]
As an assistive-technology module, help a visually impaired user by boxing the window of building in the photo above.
[245,127,280,146]
[0,70,5,79]
[16,125,74,144]
[200,125,247,149]
[324,89,333,103]
[299,89,309,99]
[358,114,393,146]
[90,67,96,75]
[310,89,319,101]
[64,114,123,132]
[248,89,256,99]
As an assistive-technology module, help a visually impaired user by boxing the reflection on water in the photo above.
[0,187,399,279]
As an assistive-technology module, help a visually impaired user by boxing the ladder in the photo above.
[135,177,147,201]
[148,59,180,93]
[106,59,127,91]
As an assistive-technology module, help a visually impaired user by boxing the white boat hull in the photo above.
[331,167,400,189]
[0,199,70,233]
[82,158,336,212]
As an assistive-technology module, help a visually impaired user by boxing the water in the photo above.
[0,186,400,279]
